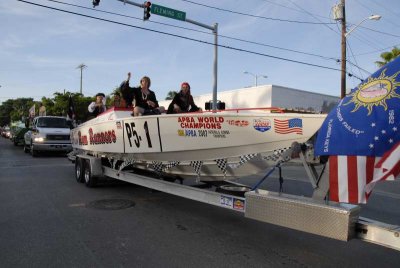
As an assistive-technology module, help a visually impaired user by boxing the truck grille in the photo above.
[46,134,70,140]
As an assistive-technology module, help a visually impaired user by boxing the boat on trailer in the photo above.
[69,107,400,251]
[70,107,326,181]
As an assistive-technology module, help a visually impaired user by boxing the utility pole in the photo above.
[340,0,346,99]
[76,63,87,95]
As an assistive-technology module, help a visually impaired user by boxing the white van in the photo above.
[24,116,72,157]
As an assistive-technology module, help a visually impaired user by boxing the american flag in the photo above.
[29,104,35,118]
[274,118,302,134]
[330,142,400,204]
[329,155,379,203]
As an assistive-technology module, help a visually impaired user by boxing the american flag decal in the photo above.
[274,118,303,134]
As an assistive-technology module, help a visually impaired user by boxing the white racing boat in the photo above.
[70,107,326,181]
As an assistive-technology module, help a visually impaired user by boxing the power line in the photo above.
[180,0,335,25]
[354,43,400,56]
[286,0,340,35]
[358,25,400,38]
[44,0,339,61]
[17,0,358,77]
[260,0,332,20]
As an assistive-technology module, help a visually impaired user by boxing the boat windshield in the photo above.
[37,118,69,128]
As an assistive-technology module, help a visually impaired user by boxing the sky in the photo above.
[1,0,399,103]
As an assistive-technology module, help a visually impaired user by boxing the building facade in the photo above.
[160,85,339,114]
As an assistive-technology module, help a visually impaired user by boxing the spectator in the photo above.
[38,103,46,116]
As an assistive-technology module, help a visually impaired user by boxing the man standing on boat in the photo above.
[88,93,106,117]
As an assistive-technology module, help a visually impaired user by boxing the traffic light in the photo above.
[143,1,151,21]
[92,0,100,8]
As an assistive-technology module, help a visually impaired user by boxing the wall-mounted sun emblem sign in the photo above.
[345,69,400,115]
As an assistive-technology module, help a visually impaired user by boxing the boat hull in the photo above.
[70,109,326,181]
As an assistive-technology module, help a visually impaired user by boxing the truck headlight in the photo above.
[34,137,45,142]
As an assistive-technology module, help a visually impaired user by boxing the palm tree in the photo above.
[375,47,400,67]
[165,90,178,100]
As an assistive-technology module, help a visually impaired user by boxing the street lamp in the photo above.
[243,71,268,86]
[340,10,381,98]
[76,63,87,95]
[345,15,381,37]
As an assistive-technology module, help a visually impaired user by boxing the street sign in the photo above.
[150,4,186,21]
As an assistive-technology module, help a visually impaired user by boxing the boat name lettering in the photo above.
[78,131,88,145]
[88,128,117,145]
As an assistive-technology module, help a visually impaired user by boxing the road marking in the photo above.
[0,163,73,169]
[69,203,86,207]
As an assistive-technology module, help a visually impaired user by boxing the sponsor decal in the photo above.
[116,121,122,129]
[253,118,271,132]
[178,116,224,129]
[220,195,233,208]
[227,119,249,127]
[177,129,230,138]
[274,118,303,134]
[233,198,245,211]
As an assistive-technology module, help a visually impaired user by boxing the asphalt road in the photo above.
[0,137,399,267]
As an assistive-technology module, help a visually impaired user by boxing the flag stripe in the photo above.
[347,156,358,203]
[329,156,339,202]
[337,156,349,202]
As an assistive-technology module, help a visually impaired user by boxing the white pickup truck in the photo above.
[24,116,72,157]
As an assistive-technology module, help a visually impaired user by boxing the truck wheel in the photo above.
[30,141,38,157]
[23,143,29,153]
[84,160,96,188]
[75,158,84,183]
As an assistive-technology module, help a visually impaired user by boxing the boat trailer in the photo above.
[69,144,400,252]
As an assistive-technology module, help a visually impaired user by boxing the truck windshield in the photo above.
[37,118,68,128]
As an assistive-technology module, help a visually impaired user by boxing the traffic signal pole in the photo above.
[186,19,218,112]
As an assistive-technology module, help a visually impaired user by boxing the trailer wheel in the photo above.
[75,158,84,183]
[84,160,97,188]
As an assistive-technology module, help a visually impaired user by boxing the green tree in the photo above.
[0,98,34,126]
[375,47,400,67]
[165,90,177,100]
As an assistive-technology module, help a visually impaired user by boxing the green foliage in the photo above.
[375,47,400,67]
[0,91,94,126]
[165,90,178,100]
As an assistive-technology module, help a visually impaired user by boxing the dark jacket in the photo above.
[132,87,159,110]
[167,91,200,114]
[120,80,159,110]
[120,80,139,107]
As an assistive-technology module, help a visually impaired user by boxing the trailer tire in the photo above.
[84,160,97,188]
[75,158,84,183]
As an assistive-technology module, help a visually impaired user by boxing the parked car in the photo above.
[12,127,29,146]
[1,126,11,138]
[24,116,72,157]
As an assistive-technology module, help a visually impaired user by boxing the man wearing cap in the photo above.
[88,93,107,117]
[167,82,201,114]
